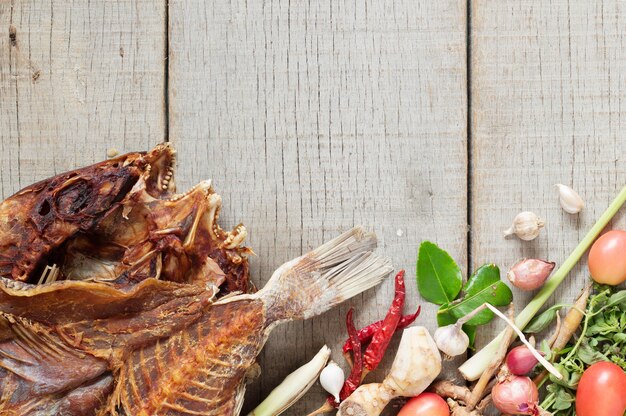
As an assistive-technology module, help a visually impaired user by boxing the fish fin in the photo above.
[259,226,393,323]
[0,311,109,407]
[0,311,80,362]
[234,382,246,416]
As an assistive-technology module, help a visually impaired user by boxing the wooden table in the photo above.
[1,1,625,414]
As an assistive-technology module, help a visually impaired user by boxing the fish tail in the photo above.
[259,226,393,323]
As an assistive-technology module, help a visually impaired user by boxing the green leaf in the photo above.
[461,264,500,294]
[438,264,513,326]
[436,306,456,326]
[613,332,626,344]
[553,389,575,411]
[416,241,462,305]
[606,290,626,309]
[578,341,608,365]
[525,305,565,334]
[463,325,477,349]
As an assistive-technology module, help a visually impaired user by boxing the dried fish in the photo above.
[0,146,393,416]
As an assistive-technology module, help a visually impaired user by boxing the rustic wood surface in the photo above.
[1,0,626,415]
[471,0,626,353]
[0,0,165,198]
[168,1,467,413]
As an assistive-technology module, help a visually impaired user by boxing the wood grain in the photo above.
[0,0,165,199]
[471,0,626,355]
[168,0,467,413]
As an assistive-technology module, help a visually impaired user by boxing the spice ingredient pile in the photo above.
[257,184,626,416]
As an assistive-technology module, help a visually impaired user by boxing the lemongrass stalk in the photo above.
[249,345,331,416]
[459,185,626,381]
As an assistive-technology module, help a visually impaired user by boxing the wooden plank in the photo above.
[0,0,165,199]
[471,0,626,356]
[169,0,467,413]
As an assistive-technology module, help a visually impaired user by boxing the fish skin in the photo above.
[0,283,214,415]
[0,277,207,327]
[107,298,266,416]
[0,311,111,415]
[0,372,114,416]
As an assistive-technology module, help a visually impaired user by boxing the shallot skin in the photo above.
[507,259,555,291]
[505,346,539,375]
[492,376,538,415]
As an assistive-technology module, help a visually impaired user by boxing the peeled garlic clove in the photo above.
[433,324,469,358]
[507,258,555,291]
[504,211,545,241]
[556,184,584,214]
[319,361,344,403]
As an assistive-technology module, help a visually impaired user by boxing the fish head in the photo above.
[0,144,176,282]
[62,179,251,293]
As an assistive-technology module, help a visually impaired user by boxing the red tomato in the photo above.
[576,361,626,416]
[588,230,626,285]
[398,392,450,416]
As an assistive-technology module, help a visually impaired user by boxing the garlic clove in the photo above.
[504,211,545,241]
[507,258,555,291]
[319,361,344,403]
[433,324,469,358]
[556,184,584,214]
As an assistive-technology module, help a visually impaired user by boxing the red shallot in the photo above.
[505,345,541,376]
[492,376,540,415]
[507,259,555,291]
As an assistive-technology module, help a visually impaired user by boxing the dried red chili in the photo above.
[341,306,421,354]
[362,270,405,373]
[338,307,363,403]
[324,271,412,408]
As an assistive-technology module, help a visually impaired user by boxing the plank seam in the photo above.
[466,0,473,278]
[465,0,474,377]
[164,0,170,142]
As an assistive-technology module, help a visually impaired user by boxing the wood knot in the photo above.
[9,24,17,47]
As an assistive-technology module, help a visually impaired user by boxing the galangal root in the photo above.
[337,326,442,416]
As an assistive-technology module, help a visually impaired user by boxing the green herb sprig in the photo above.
[540,285,626,415]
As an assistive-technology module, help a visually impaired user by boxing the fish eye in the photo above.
[37,199,51,216]
[55,179,93,216]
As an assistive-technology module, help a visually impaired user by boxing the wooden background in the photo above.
[1,0,625,414]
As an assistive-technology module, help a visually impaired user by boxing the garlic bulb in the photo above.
[556,184,584,214]
[504,212,545,241]
[319,361,344,403]
[433,324,469,358]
